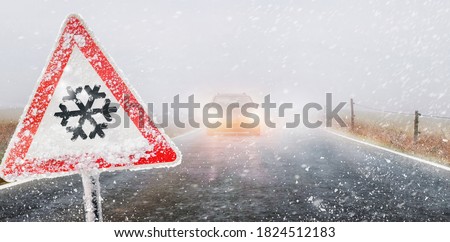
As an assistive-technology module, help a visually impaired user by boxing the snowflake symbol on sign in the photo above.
[54,85,118,141]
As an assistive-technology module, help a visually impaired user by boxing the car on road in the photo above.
[207,93,260,136]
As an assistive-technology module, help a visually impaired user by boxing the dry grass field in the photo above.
[337,110,450,166]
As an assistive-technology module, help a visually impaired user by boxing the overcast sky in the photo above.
[0,0,449,116]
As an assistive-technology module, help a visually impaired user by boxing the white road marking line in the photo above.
[3,128,445,190]
[326,129,450,172]
[0,179,33,190]
[173,129,202,140]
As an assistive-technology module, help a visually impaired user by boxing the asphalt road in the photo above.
[0,128,449,221]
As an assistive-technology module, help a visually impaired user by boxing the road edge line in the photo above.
[173,128,202,140]
[325,128,450,172]
[0,179,33,190]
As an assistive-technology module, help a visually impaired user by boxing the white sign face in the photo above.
[26,46,151,165]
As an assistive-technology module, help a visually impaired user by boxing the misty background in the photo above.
[0,0,449,117]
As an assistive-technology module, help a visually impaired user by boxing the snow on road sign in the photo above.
[0,15,181,182]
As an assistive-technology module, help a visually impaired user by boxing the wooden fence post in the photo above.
[350,98,355,130]
[414,110,421,143]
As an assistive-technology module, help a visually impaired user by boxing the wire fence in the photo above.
[348,99,450,143]
[354,103,450,120]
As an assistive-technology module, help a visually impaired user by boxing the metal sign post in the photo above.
[81,171,103,222]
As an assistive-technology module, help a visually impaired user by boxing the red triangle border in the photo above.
[0,15,180,181]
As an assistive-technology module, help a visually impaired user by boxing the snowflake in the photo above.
[54,85,118,141]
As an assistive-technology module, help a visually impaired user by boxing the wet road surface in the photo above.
[0,128,449,221]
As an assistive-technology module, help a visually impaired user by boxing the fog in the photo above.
[0,0,449,116]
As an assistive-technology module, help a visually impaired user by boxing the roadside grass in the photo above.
[337,110,450,166]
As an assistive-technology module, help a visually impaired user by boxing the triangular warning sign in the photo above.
[0,15,181,182]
